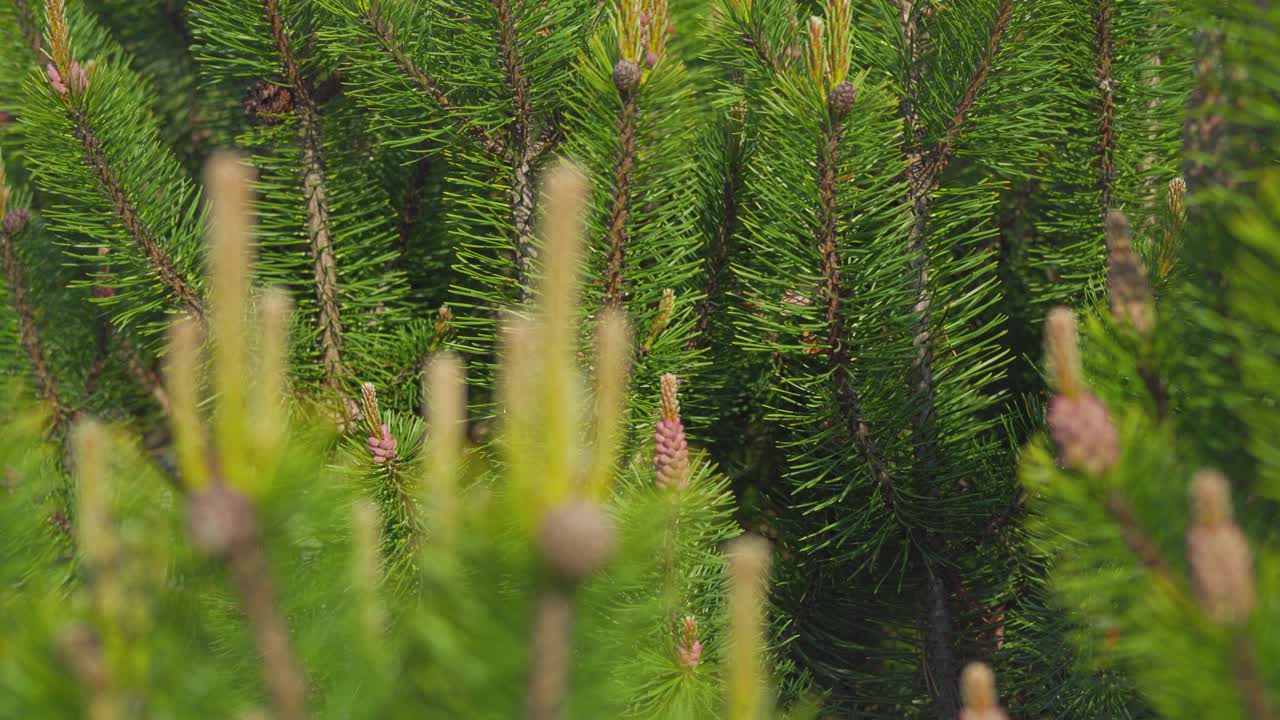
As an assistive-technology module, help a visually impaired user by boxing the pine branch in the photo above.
[1095,0,1116,214]
[263,0,345,389]
[358,2,505,156]
[817,119,897,507]
[923,0,1014,183]
[1182,29,1227,194]
[603,75,638,308]
[394,151,432,267]
[13,0,42,54]
[71,110,206,320]
[689,102,743,350]
[0,217,65,425]
[495,0,539,297]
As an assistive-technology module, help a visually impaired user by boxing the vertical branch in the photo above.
[1182,30,1228,195]
[263,0,345,389]
[603,74,639,308]
[0,212,64,426]
[689,101,744,348]
[494,0,538,299]
[894,2,1014,716]
[1095,0,1116,214]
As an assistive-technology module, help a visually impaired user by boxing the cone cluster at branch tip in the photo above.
[827,80,857,118]
[1187,470,1255,625]
[613,59,641,95]
[367,423,398,464]
[677,615,702,669]
[45,61,90,96]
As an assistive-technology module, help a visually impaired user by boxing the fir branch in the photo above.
[358,3,505,156]
[1095,0,1116,214]
[0,218,65,425]
[495,0,539,296]
[603,80,638,308]
[71,111,206,320]
[263,0,346,388]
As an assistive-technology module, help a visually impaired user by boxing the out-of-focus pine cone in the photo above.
[1047,392,1118,475]
[1187,470,1255,624]
[187,484,257,556]
[537,501,616,584]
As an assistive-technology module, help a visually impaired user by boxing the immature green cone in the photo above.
[959,662,1008,720]
[1186,470,1255,625]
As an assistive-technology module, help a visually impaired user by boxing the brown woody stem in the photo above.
[1096,0,1116,214]
[226,514,310,720]
[264,0,345,389]
[71,112,206,320]
[603,92,638,308]
[689,101,744,349]
[494,0,540,300]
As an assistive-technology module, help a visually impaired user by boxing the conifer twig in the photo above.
[263,0,346,388]
[1095,0,1117,214]
[924,0,1014,183]
[41,0,207,320]
[689,100,744,349]
[494,0,540,298]
[1,202,64,426]
[358,3,505,156]
[604,58,640,308]
[14,0,42,54]
[71,115,207,320]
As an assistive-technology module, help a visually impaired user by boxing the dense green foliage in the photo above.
[1,0,1277,717]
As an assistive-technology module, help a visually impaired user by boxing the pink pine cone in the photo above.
[367,423,398,464]
[1047,393,1118,475]
[654,417,689,490]
[677,638,702,669]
